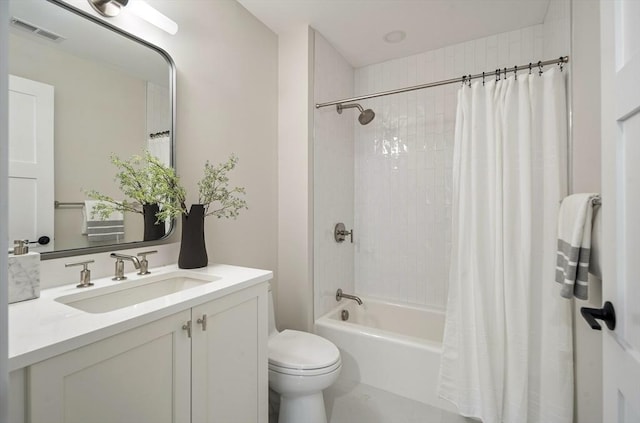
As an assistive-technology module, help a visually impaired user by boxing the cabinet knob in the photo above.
[197,314,207,331]
[182,320,192,338]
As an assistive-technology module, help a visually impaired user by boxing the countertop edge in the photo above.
[9,264,273,372]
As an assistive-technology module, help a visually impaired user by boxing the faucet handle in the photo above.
[136,250,158,275]
[65,259,95,269]
[65,260,95,288]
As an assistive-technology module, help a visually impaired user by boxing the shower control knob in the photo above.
[334,223,353,243]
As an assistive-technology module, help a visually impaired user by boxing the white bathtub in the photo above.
[315,298,457,413]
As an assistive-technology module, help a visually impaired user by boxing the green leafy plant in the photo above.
[86,151,181,222]
[87,151,247,223]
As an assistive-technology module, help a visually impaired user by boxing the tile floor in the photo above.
[270,379,474,423]
[324,379,472,423]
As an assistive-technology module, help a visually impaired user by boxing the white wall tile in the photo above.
[353,24,545,309]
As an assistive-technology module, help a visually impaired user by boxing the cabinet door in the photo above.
[29,310,191,423]
[191,284,268,423]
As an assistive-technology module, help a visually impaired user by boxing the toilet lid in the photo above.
[268,329,340,370]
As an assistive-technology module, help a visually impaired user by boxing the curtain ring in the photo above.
[559,57,564,72]
[503,67,507,79]
[482,71,485,86]
[538,60,543,76]
[496,69,500,81]
[514,65,518,80]
[529,62,532,75]
[461,75,466,86]
[468,74,472,87]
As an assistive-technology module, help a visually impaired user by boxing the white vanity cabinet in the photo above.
[22,283,268,423]
[29,310,192,423]
[191,283,268,422]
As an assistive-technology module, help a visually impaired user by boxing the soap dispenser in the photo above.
[13,239,29,255]
[8,239,41,303]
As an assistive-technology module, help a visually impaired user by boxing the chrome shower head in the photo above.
[336,103,376,125]
[358,108,375,125]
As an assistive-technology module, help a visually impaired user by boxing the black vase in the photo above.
[178,204,208,269]
[143,204,166,241]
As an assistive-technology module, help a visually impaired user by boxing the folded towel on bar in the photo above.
[555,193,600,300]
[83,200,125,242]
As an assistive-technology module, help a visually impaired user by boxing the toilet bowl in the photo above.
[268,287,341,423]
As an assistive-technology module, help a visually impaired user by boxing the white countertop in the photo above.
[8,263,273,371]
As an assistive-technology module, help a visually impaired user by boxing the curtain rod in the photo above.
[315,56,569,109]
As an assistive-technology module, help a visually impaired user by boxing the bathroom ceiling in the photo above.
[236,0,552,68]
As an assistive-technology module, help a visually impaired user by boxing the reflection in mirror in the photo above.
[7,0,174,257]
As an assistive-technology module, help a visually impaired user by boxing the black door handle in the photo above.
[28,236,50,245]
[580,301,616,331]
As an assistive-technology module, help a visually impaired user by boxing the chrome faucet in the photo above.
[336,289,363,306]
[110,253,141,281]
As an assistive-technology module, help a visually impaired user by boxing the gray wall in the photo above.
[571,1,603,422]
[277,25,315,331]
[61,0,279,274]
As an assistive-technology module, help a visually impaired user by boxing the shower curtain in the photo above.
[438,67,573,423]
[148,133,171,166]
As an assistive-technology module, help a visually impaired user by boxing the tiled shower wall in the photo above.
[313,32,355,319]
[313,3,569,313]
[353,24,550,309]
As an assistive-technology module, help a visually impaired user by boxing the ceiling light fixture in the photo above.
[87,0,178,35]
[128,0,179,35]
[87,0,129,18]
[383,30,406,44]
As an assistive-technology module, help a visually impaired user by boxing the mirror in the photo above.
[7,0,175,258]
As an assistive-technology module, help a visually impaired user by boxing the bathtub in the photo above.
[315,298,457,413]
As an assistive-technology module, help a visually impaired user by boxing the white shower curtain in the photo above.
[438,67,573,423]
[148,134,171,166]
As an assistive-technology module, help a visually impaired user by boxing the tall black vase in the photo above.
[178,204,208,269]
[143,204,165,241]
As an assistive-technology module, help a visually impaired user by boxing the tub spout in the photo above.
[336,289,363,306]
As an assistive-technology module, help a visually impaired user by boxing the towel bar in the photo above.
[54,201,85,208]
[559,197,601,206]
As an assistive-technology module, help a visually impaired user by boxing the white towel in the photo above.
[555,193,600,299]
[83,200,125,242]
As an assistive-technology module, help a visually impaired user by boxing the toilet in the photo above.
[268,285,342,423]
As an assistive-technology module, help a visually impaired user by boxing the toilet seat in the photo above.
[269,358,341,377]
[268,329,341,373]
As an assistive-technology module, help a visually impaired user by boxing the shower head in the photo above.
[336,103,376,125]
[358,108,375,125]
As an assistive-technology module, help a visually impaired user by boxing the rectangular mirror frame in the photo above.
[40,0,177,260]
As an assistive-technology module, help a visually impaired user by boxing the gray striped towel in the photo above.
[555,193,600,300]
[84,200,125,242]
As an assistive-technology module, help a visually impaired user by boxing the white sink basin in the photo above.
[55,271,220,313]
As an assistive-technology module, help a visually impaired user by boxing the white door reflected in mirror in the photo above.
[8,75,54,252]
